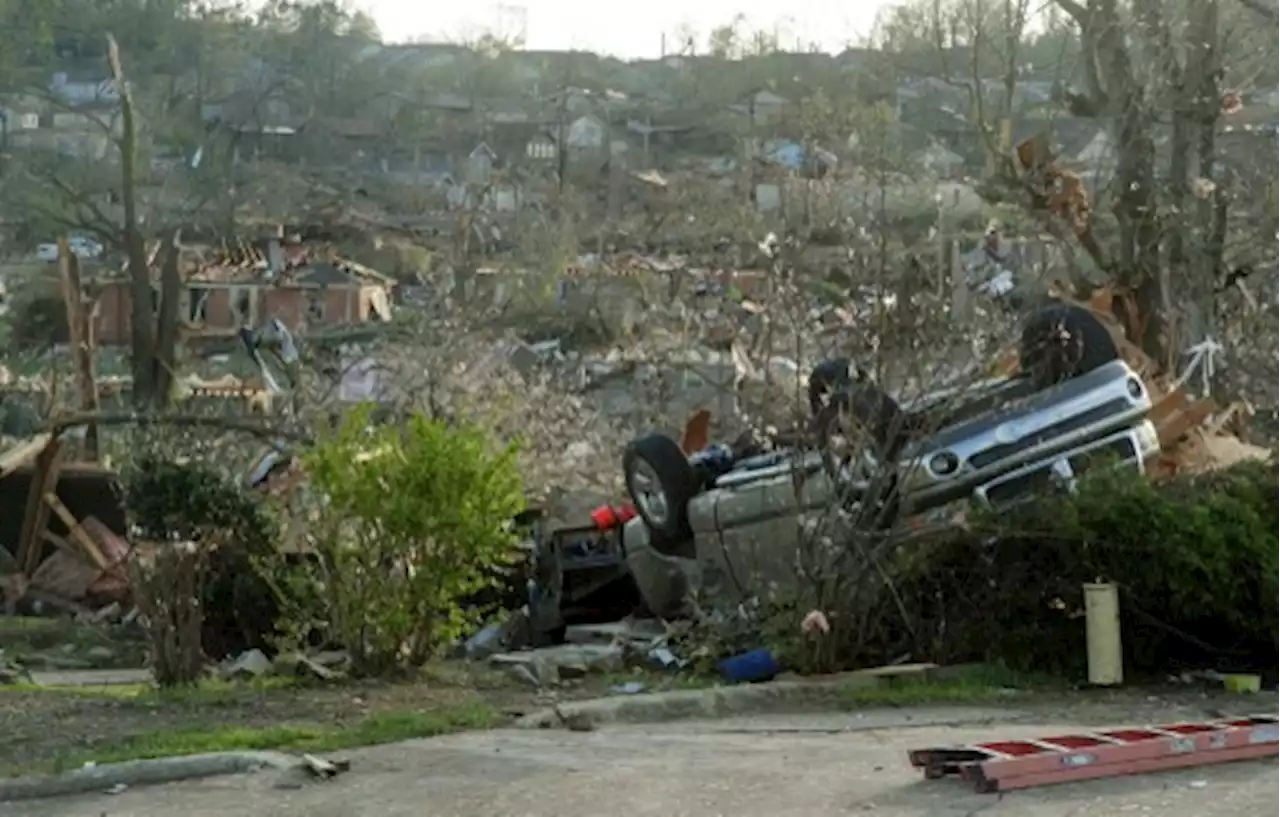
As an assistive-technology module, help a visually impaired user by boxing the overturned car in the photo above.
[620,303,1163,616]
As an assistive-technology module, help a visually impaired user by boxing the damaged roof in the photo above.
[114,239,396,288]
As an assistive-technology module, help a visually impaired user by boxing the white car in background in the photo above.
[35,236,104,262]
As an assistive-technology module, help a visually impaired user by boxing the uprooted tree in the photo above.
[878,0,1278,369]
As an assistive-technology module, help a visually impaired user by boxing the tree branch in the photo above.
[1233,0,1278,22]
[42,411,310,445]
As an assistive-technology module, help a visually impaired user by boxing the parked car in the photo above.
[35,236,104,262]
[621,303,1162,614]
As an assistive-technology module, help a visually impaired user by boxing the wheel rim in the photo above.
[630,461,670,526]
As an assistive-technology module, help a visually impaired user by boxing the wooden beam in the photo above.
[40,529,82,559]
[15,440,64,576]
[0,433,52,479]
[42,492,109,570]
[59,239,101,459]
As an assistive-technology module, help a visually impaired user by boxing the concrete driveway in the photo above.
[7,708,1276,817]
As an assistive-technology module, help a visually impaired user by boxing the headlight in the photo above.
[928,451,960,477]
[1133,421,1160,455]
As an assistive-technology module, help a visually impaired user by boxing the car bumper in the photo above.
[973,419,1162,510]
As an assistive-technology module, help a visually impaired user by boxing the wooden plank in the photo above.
[1154,396,1218,448]
[42,492,109,570]
[0,433,52,479]
[58,239,101,460]
[41,530,82,559]
[16,440,64,576]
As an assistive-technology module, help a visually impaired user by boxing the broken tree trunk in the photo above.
[153,230,183,408]
[57,239,100,459]
[106,33,156,407]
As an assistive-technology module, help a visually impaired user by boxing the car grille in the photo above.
[968,397,1134,470]
[982,436,1138,508]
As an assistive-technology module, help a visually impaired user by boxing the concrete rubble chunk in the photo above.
[273,652,343,681]
[308,650,351,669]
[220,648,272,679]
[564,619,667,646]
[491,643,625,682]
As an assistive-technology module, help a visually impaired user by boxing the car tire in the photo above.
[623,433,699,548]
[814,382,910,461]
[1018,303,1119,389]
[807,357,853,416]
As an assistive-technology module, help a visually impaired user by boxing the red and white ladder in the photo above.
[908,715,1279,792]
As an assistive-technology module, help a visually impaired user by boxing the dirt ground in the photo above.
[8,704,1277,817]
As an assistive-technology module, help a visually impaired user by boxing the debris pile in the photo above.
[216,647,351,683]
[1040,286,1270,476]
[0,437,133,618]
[486,619,685,690]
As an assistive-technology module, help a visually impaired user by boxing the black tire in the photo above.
[623,433,700,547]
[813,382,909,461]
[808,358,853,416]
[1018,304,1119,390]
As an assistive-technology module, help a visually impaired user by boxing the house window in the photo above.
[526,139,556,161]
[186,287,209,324]
[229,286,255,327]
[305,291,326,322]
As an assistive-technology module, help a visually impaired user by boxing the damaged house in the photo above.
[91,239,395,346]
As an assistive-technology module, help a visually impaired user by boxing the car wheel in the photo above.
[813,382,909,462]
[623,433,699,547]
[807,357,852,416]
[1018,303,1119,389]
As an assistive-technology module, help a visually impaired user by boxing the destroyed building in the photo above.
[90,238,396,346]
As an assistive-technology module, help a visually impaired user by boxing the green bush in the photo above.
[268,404,525,677]
[901,460,1278,678]
[121,453,280,663]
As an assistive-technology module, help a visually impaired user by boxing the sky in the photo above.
[357,0,893,58]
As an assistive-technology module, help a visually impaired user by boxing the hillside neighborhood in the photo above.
[0,1,1276,813]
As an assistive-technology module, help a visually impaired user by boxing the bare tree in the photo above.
[883,0,1276,368]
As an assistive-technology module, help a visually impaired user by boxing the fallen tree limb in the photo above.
[39,412,309,446]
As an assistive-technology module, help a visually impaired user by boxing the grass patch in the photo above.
[836,663,1065,708]
[0,617,147,669]
[33,703,500,776]
[0,675,300,704]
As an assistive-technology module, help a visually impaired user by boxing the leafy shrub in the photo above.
[900,460,1278,678]
[697,461,1278,682]
[267,404,524,677]
[121,452,279,663]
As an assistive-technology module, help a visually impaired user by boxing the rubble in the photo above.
[490,643,625,684]
[219,648,273,680]
[1064,287,1271,476]
[215,648,351,682]
[478,616,692,688]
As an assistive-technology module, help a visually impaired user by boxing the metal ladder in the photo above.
[908,715,1279,792]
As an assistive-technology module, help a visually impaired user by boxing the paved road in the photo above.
[7,708,1277,817]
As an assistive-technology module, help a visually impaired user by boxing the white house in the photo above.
[0,109,37,132]
[565,115,605,150]
[467,142,497,185]
[50,73,120,105]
